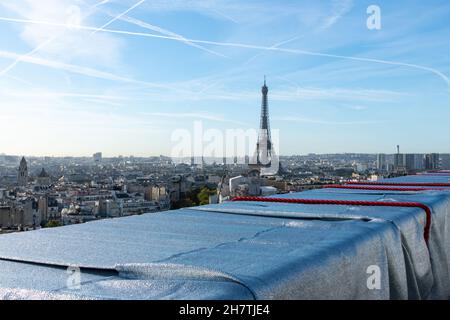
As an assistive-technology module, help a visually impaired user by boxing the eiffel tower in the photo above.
[251,77,279,175]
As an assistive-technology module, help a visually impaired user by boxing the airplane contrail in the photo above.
[93,0,111,9]
[184,35,303,96]
[90,0,146,35]
[273,115,384,125]
[0,0,111,78]
[4,74,34,87]
[103,13,227,58]
[80,0,226,57]
[144,112,250,126]
[0,35,59,77]
[0,49,174,90]
[0,15,449,89]
[209,8,239,24]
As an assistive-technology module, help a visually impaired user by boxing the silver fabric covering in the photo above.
[0,175,449,300]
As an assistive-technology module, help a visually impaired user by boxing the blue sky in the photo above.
[0,0,449,156]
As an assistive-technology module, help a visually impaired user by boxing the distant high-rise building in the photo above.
[17,157,28,187]
[425,153,439,170]
[376,153,386,172]
[405,154,416,171]
[402,154,424,172]
[394,154,405,171]
[93,152,102,163]
[393,145,406,172]
[413,154,425,171]
[440,154,450,169]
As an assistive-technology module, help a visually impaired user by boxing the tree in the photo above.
[45,220,61,228]
[197,187,217,205]
[170,187,217,209]
[171,198,196,209]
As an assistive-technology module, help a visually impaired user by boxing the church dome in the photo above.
[38,168,50,178]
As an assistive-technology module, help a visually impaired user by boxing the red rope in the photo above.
[232,196,431,244]
[345,181,450,187]
[323,185,448,191]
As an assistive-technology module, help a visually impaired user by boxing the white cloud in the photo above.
[2,0,124,66]
[2,12,448,89]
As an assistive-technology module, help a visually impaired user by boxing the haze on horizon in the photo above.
[1,0,449,157]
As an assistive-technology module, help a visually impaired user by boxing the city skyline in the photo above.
[1,0,450,156]
[1,151,448,159]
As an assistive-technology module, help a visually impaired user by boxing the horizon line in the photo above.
[1,152,446,159]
